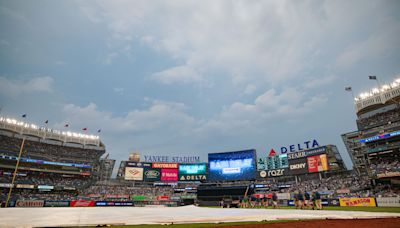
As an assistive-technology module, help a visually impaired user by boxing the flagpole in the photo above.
[5,137,26,208]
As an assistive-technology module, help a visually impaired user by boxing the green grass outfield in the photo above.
[78,206,400,228]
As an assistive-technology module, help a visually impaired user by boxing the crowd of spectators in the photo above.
[357,107,400,130]
[1,170,92,189]
[370,159,400,177]
[0,134,104,165]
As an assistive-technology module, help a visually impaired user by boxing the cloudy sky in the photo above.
[1,0,400,171]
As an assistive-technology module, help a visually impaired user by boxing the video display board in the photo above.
[307,154,329,173]
[257,154,288,170]
[178,163,207,181]
[208,149,256,181]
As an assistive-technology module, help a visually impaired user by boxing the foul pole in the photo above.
[5,137,26,207]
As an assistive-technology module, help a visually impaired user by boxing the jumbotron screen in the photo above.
[208,149,256,181]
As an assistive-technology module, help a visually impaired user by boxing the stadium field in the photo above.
[79,218,400,228]
[1,206,399,228]
[207,206,400,213]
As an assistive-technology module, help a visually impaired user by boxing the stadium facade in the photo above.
[342,78,400,183]
[0,117,106,205]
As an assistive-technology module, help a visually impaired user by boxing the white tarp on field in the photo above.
[0,205,398,228]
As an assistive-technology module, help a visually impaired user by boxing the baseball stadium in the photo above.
[1,78,400,227]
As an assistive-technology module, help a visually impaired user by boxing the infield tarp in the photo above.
[0,206,398,228]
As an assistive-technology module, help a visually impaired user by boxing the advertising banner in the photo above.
[126,162,151,167]
[377,171,400,178]
[307,154,329,173]
[288,158,308,175]
[16,200,44,207]
[376,197,400,207]
[287,146,327,160]
[0,183,13,188]
[339,198,376,207]
[105,194,129,199]
[276,193,291,200]
[125,167,144,181]
[157,196,170,201]
[16,184,34,189]
[38,185,54,190]
[95,201,134,206]
[70,200,95,207]
[152,163,178,169]
[258,168,289,178]
[44,201,70,207]
[143,167,161,182]
[161,168,178,181]
[131,195,147,201]
[178,174,207,181]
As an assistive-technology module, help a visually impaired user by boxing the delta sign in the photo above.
[268,139,320,155]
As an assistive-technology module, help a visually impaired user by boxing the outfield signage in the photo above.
[144,167,161,182]
[288,158,308,175]
[359,130,400,143]
[152,163,178,169]
[258,168,289,178]
[44,201,70,207]
[125,167,144,181]
[287,146,326,160]
[16,200,44,207]
[270,139,320,154]
[70,200,95,207]
[376,197,400,207]
[339,198,376,207]
[179,174,207,181]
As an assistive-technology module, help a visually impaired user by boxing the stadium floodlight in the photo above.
[372,88,379,94]
[396,78,400,83]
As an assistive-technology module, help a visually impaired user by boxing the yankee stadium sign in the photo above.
[143,155,201,163]
[271,139,320,154]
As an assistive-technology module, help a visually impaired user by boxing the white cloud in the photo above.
[60,100,196,134]
[303,75,337,89]
[0,76,54,97]
[151,65,203,84]
[197,88,328,134]
[103,52,118,65]
[243,84,257,95]
[113,87,124,95]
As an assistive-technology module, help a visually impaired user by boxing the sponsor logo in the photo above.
[270,139,319,154]
[287,147,326,160]
[290,163,306,170]
[268,169,285,176]
[145,170,160,178]
[222,167,241,174]
[129,169,140,175]
[16,200,44,207]
[179,174,207,181]
[152,163,178,169]
[260,170,267,178]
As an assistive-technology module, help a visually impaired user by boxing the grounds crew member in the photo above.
[297,191,304,209]
[304,191,311,209]
[272,192,279,209]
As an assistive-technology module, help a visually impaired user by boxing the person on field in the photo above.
[293,192,299,209]
[242,195,249,208]
[272,192,279,209]
[313,191,322,210]
[263,194,269,208]
[297,191,304,209]
[304,191,311,209]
